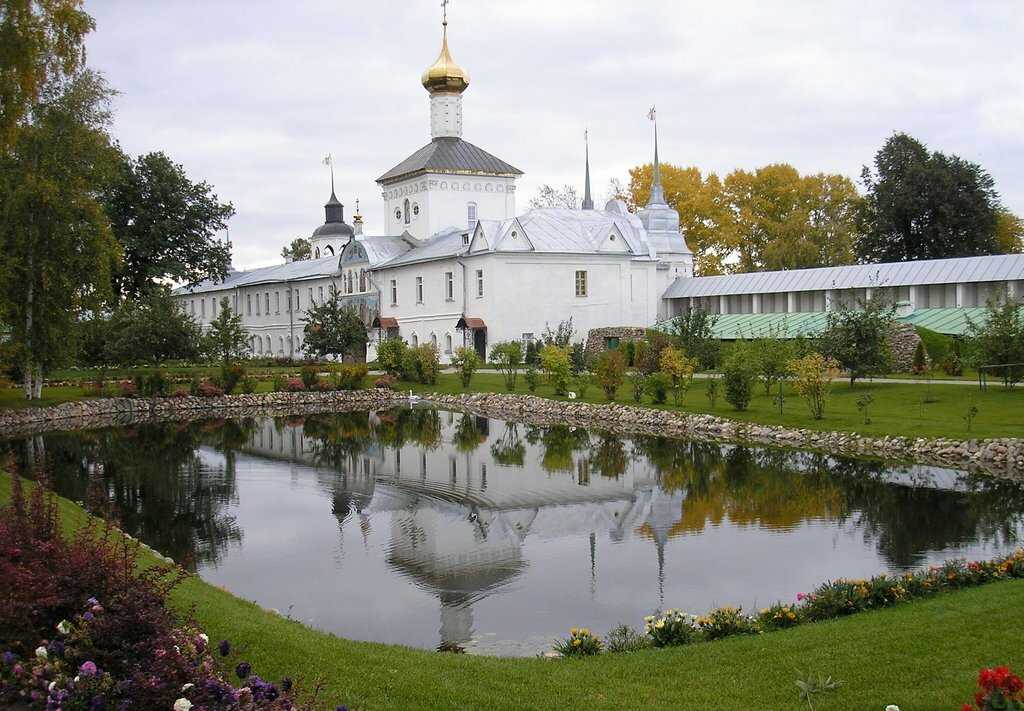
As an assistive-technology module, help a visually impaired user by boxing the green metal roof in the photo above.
[897,308,990,336]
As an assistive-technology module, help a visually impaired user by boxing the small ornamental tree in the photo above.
[595,350,626,401]
[911,340,928,375]
[721,345,755,411]
[818,298,896,386]
[752,331,793,395]
[376,337,407,376]
[966,294,1024,388]
[788,352,841,420]
[659,345,697,405]
[490,341,524,391]
[540,344,572,396]
[666,309,721,370]
[451,346,481,388]
[204,297,249,365]
[302,293,368,361]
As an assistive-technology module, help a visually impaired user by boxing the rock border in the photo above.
[0,390,1021,479]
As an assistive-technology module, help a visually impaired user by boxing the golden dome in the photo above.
[421,24,469,94]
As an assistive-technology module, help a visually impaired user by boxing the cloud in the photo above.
[85,0,1024,269]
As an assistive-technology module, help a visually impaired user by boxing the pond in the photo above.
[6,407,1024,656]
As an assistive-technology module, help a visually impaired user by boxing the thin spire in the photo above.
[323,153,336,196]
[647,106,666,206]
[582,129,594,210]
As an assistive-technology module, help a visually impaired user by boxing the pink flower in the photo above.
[796,592,808,601]
[79,661,98,676]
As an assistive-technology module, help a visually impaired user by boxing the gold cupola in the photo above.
[421,22,469,94]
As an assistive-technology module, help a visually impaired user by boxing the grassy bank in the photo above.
[2,472,1020,710]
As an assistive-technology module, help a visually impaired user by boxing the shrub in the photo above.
[818,298,896,386]
[645,372,670,404]
[220,362,246,394]
[752,333,793,395]
[552,627,602,657]
[271,374,287,392]
[540,345,572,396]
[705,377,720,408]
[573,371,594,399]
[376,337,408,377]
[966,295,1024,388]
[621,340,636,367]
[451,347,481,388]
[659,346,697,405]
[638,330,673,374]
[284,377,305,392]
[664,309,721,370]
[962,666,1024,710]
[335,363,368,390]
[911,340,928,374]
[524,339,541,366]
[569,342,587,375]
[788,352,841,420]
[757,603,800,631]
[196,381,225,397]
[300,364,320,390]
[119,380,137,398]
[643,609,698,647]
[412,344,441,385]
[603,624,649,654]
[595,350,626,401]
[524,364,540,392]
[629,370,645,403]
[142,372,171,397]
[696,606,759,640]
[373,374,397,390]
[942,345,964,376]
[722,350,755,411]
[490,341,523,391]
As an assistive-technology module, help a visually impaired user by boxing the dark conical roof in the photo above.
[314,191,354,239]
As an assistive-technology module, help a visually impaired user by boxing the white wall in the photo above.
[381,172,516,241]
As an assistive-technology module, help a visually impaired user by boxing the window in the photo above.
[264,293,270,313]
[522,332,534,346]
[403,198,410,225]
[575,270,588,297]
[467,202,477,229]
[278,336,284,354]
[200,299,206,318]
[476,269,484,298]
[445,333,452,354]
[294,289,299,310]
[274,291,280,313]
[411,333,419,347]
[212,298,218,317]
[394,208,401,220]
[315,247,320,259]
[247,294,252,315]
[233,294,238,313]
[255,295,260,316]
[318,286,324,303]
[416,276,423,303]
[254,337,261,354]
[445,271,454,300]
[359,269,366,292]
[412,203,419,217]
[390,279,398,306]
[264,335,271,352]
[431,333,437,348]
[462,233,470,246]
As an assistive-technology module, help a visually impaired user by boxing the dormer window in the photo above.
[462,233,470,246]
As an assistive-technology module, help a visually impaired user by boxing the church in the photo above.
[174,16,1023,361]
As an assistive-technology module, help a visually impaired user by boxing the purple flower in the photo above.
[83,612,94,622]
[46,640,64,657]
[86,597,98,607]
[2,651,15,666]
[336,706,349,711]
[218,639,230,657]
[235,661,251,680]
[79,661,98,677]
[281,677,293,692]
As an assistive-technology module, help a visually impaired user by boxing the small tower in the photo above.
[310,190,354,259]
[422,4,469,139]
[636,112,691,260]
[581,130,594,210]
[352,197,364,236]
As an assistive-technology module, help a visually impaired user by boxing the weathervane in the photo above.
[323,153,335,193]
[441,0,449,26]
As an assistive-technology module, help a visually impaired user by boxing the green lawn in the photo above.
[2,472,1018,710]
[406,372,1024,440]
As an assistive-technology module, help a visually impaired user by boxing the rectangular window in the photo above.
[445,271,454,300]
[416,276,423,304]
[309,287,314,306]
[476,269,484,298]
[264,293,270,314]
[274,291,280,314]
[521,332,534,346]
[255,294,260,315]
[247,294,252,315]
[575,270,588,297]
[233,295,238,313]
[295,289,300,310]
[390,279,398,306]
[212,298,217,317]
[318,286,324,303]
[200,299,206,318]
[287,291,292,312]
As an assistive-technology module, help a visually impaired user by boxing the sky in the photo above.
[84,0,1024,270]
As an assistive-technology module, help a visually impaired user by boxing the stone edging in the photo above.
[0,389,1021,479]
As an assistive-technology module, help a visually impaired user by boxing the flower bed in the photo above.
[0,472,346,710]
[554,548,1024,658]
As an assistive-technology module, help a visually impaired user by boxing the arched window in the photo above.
[359,269,366,292]
[255,337,262,355]
[445,333,452,354]
[265,335,271,353]
[431,333,438,348]
[315,247,321,259]
[324,245,334,256]
[467,202,477,229]
[403,198,411,225]
[411,333,419,347]
[278,336,284,354]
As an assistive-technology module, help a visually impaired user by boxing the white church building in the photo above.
[174,16,1023,360]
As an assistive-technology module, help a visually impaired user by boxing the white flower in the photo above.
[567,392,577,400]
[173,698,193,711]
[181,683,194,692]
[48,681,57,692]
[35,646,48,660]
[197,633,208,645]
[885,706,901,711]
[74,676,80,683]
[56,620,71,635]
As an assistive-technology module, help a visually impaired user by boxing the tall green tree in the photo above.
[856,133,1006,262]
[103,288,202,365]
[0,71,120,397]
[281,237,311,261]
[103,151,234,300]
[204,297,249,365]
[0,0,95,145]
[818,299,896,386]
[966,293,1024,388]
[302,293,367,361]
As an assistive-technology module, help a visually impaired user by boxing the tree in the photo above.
[103,289,203,365]
[103,151,234,300]
[539,344,572,396]
[665,310,720,370]
[529,184,578,209]
[658,345,696,405]
[856,133,1003,262]
[451,346,480,388]
[204,297,249,365]
[751,331,793,395]
[818,298,896,386]
[788,352,841,420]
[490,340,523,391]
[995,210,1024,254]
[721,345,755,411]
[281,237,311,261]
[595,350,625,401]
[0,0,95,145]
[966,294,1024,388]
[0,71,121,397]
[302,293,368,361]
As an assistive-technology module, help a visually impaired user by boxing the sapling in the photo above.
[856,393,874,425]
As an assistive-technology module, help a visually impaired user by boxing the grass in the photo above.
[406,371,1024,440]
[2,471,1019,710]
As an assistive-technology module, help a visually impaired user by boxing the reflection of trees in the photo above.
[590,435,627,479]
[21,422,242,570]
[526,425,590,473]
[374,408,442,450]
[453,415,488,453]
[302,412,375,469]
[490,423,525,467]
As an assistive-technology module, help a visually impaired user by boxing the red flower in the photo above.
[962,704,974,711]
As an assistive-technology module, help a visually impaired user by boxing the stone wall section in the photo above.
[583,327,646,364]
[888,322,924,372]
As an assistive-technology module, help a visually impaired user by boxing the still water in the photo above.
[7,408,1024,655]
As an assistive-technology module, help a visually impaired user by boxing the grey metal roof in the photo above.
[663,253,1024,299]
[376,137,523,184]
[474,207,655,258]
[172,254,343,295]
[379,227,468,267]
[359,235,413,266]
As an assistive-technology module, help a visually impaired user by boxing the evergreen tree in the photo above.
[302,292,367,361]
[204,297,250,365]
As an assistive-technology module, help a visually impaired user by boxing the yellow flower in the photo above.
[655,620,665,630]
[787,612,796,620]
[572,639,581,647]
[580,628,590,637]
[570,627,579,636]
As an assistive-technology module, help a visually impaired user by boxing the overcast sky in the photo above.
[84,0,1024,270]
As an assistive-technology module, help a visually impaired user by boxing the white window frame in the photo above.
[416,276,424,304]
[390,279,398,306]
[476,269,484,298]
[575,270,588,298]
[445,271,454,301]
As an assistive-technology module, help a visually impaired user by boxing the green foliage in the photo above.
[818,298,896,385]
[643,609,698,647]
[333,363,368,390]
[300,364,319,390]
[789,352,841,420]
[966,295,1024,388]
[219,363,246,395]
[751,332,793,395]
[376,337,407,377]
[911,340,928,375]
[280,237,311,262]
[573,371,594,399]
[915,326,952,371]
[721,346,755,411]
[659,346,697,405]
[524,364,540,391]
[489,340,523,391]
[524,339,540,366]
[101,290,203,366]
[136,371,170,397]
[603,624,649,654]
[541,318,575,348]
[404,344,440,385]
[595,350,626,401]
[705,377,720,408]
[103,151,234,300]
[856,392,874,425]
[302,293,368,361]
[795,670,843,711]
[570,342,587,375]
[451,346,480,388]
[645,372,671,404]
[629,370,645,403]
[665,310,721,369]
[553,627,602,657]
[857,132,1005,263]
[696,607,760,641]
[203,297,249,365]
[638,329,674,374]
[539,344,572,396]
[621,340,636,367]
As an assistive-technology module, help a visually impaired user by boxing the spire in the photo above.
[647,106,666,206]
[581,129,594,210]
[353,197,363,236]
[421,1,469,95]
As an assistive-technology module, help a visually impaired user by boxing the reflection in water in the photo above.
[5,407,1024,655]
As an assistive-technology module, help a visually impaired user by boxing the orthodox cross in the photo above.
[441,0,449,26]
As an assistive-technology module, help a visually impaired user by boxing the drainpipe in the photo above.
[286,279,294,360]
[367,268,385,345]
[456,258,468,349]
